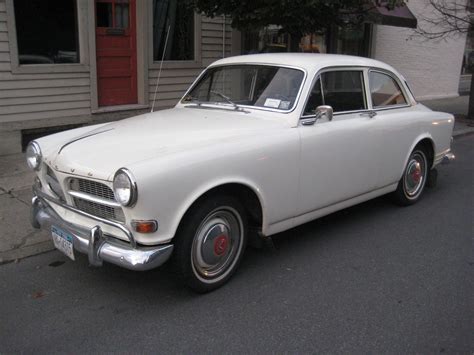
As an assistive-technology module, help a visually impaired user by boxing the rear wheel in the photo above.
[173,195,247,293]
[392,147,429,205]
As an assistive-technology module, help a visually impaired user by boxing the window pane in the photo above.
[14,0,79,64]
[303,78,323,115]
[115,1,130,29]
[184,65,304,111]
[336,24,370,57]
[153,0,194,61]
[96,2,113,28]
[321,71,366,112]
[370,72,407,107]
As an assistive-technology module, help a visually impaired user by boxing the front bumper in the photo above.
[31,188,173,271]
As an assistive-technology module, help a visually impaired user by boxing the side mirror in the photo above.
[301,105,333,126]
[315,105,333,121]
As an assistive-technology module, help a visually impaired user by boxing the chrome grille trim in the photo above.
[45,165,65,201]
[68,178,125,223]
[68,190,121,208]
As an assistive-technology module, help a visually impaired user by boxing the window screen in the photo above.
[369,72,407,107]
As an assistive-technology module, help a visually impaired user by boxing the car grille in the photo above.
[68,178,125,223]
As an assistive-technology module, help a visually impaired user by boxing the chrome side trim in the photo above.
[68,190,121,207]
[31,197,173,271]
[33,185,136,248]
[58,128,114,155]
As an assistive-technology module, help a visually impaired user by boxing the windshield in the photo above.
[183,65,305,111]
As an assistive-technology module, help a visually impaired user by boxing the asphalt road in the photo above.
[1,136,473,353]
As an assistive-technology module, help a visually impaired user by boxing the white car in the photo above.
[29,53,455,292]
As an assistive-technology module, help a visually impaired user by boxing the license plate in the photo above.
[52,226,75,260]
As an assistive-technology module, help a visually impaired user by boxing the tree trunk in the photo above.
[468,73,474,120]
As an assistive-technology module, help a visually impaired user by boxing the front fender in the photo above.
[171,177,267,239]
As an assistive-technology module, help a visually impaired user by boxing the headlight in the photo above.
[26,141,42,171]
[113,168,137,207]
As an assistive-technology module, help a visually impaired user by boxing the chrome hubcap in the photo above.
[191,208,243,281]
[404,152,426,197]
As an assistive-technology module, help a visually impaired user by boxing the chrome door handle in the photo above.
[360,111,377,118]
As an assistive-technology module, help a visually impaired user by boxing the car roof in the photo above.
[210,53,399,74]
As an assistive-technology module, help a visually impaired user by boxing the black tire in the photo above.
[173,195,248,293]
[392,146,429,206]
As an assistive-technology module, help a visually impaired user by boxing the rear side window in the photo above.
[303,70,366,115]
[369,71,407,107]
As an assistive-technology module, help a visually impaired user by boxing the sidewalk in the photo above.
[1,96,473,264]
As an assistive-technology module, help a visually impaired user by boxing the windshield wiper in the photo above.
[210,90,242,111]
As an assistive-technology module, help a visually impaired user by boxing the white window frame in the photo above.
[147,2,201,70]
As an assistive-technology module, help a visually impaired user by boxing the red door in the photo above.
[95,0,137,106]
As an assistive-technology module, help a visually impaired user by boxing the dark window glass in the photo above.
[322,71,366,112]
[304,71,366,114]
[303,78,323,115]
[14,0,79,64]
[152,0,194,61]
[96,2,113,28]
[370,72,407,107]
[334,24,371,57]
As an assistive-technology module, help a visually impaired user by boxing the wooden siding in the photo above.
[148,16,234,110]
[0,0,91,124]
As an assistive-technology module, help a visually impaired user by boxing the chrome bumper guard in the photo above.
[441,152,455,165]
[31,187,173,271]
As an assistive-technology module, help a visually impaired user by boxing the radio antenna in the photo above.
[151,25,171,113]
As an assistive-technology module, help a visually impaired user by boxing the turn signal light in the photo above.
[131,220,158,234]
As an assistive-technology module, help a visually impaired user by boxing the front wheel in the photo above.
[392,147,429,206]
[173,195,247,293]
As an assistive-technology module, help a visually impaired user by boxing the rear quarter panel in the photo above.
[375,104,454,188]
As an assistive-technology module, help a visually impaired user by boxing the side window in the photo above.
[369,72,407,107]
[322,71,366,112]
[303,70,366,115]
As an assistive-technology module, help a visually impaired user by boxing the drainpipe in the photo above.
[222,15,226,58]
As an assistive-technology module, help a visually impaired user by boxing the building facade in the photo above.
[0,0,469,155]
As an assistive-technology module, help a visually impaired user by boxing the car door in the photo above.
[297,68,381,216]
[366,70,417,188]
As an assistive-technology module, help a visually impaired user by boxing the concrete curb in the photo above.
[453,127,474,139]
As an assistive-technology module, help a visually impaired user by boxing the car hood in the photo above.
[50,107,288,181]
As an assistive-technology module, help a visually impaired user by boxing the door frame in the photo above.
[88,0,148,112]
